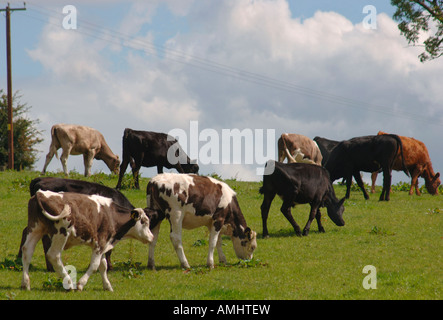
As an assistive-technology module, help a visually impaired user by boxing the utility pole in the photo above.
[0,3,26,170]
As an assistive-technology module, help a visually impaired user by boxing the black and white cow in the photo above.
[21,190,154,291]
[324,134,409,201]
[116,129,199,189]
[18,177,163,271]
[260,160,345,237]
[146,173,257,269]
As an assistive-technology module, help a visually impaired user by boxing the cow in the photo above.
[259,160,345,238]
[18,177,163,272]
[116,128,199,190]
[371,131,440,195]
[325,134,409,201]
[21,190,154,291]
[278,133,322,165]
[42,124,120,177]
[146,173,257,269]
[313,136,341,166]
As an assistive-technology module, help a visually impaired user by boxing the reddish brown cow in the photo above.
[371,131,440,195]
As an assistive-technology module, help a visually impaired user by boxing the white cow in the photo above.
[42,124,120,177]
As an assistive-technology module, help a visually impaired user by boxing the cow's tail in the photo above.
[41,204,71,221]
[281,134,297,163]
[391,134,409,177]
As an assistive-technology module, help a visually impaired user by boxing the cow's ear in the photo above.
[435,172,440,179]
[130,209,141,221]
[245,227,252,240]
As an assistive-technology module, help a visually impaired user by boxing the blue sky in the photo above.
[0,1,442,185]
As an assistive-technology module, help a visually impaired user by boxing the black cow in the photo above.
[313,136,341,166]
[325,134,409,201]
[116,128,199,189]
[259,160,345,237]
[18,177,164,271]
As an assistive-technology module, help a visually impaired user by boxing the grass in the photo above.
[0,170,442,300]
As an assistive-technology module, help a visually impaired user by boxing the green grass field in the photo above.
[0,170,441,300]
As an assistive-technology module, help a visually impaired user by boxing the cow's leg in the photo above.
[280,200,302,236]
[42,235,54,272]
[83,151,94,177]
[168,213,190,269]
[345,174,353,199]
[60,146,72,176]
[302,204,320,236]
[216,233,227,265]
[78,249,107,291]
[354,171,370,200]
[260,191,276,238]
[206,225,221,268]
[46,234,74,290]
[409,168,421,196]
[116,156,131,189]
[42,144,58,174]
[21,230,42,290]
[99,255,113,292]
[147,222,162,270]
[379,166,392,201]
[157,165,164,174]
[315,209,325,233]
[370,172,378,193]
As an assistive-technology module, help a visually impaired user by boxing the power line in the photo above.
[22,3,443,127]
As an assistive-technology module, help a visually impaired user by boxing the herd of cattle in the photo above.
[18,123,440,291]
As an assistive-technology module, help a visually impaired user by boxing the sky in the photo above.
[0,0,442,186]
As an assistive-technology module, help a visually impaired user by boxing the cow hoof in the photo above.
[302,230,309,236]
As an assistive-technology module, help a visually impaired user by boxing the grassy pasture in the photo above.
[0,170,441,300]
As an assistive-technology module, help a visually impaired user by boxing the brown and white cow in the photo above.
[371,131,440,195]
[146,173,257,269]
[278,133,322,165]
[21,190,153,292]
[42,124,120,177]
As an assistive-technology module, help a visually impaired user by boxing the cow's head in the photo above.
[182,162,199,174]
[127,208,154,244]
[424,172,441,195]
[326,197,345,226]
[231,227,257,260]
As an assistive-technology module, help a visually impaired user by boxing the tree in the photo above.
[0,90,43,170]
[391,0,443,62]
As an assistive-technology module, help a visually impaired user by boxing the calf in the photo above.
[116,129,199,190]
[18,177,163,271]
[146,173,257,269]
[21,190,154,291]
[260,160,345,237]
[371,131,440,196]
[278,133,322,165]
[325,134,409,201]
[42,124,120,177]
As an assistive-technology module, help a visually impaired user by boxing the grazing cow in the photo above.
[18,177,163,272]
[371,131,440,195]
[21,190,154,291]
[146,173,257,269]
[116,129,199,190]
[313,136,341,166]
[325,134,409,201]
[259,160,345,238]
[278,133,322,165]
[42,124,120,177]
